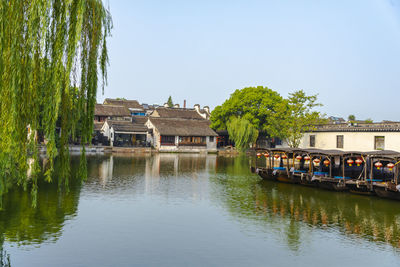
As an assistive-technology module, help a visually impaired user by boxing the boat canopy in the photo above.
[255,148,400,158]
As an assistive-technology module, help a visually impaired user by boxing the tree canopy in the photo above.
[348,115,356,121]
[278,90,325,148]
[167,96,174,107]
[211,86,325,149]
[210,86,284,133]
[0,0,112,204]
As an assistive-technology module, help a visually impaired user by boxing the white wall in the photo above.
[207,136,217,150]
[299,132,400,152]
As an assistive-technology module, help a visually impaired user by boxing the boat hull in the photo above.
[276,174,296,184]
[374,186,400,201]
[318,180,348,191]
[291,174,318,187]
[346,182,375,196]
[256,168,277,181]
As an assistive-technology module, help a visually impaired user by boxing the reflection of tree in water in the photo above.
[211,156,400,251]
[0,157,83,265]
[0,245,10,267]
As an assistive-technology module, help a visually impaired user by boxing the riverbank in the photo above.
[38,145,238,155]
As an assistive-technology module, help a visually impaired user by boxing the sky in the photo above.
[100,0,400,121]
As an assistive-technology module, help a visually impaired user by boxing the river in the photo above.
[1,154,400,266]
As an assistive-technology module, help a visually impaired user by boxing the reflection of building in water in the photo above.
[99,156,114,187]
[144,154,217,199]
[88,154,217,201]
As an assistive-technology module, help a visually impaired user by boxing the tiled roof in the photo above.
[107,120,147,133]
[149,117,217,136]
[309,122,400,132]
[152,107,204,120]
[104,98,144,110]
[95,104,131,117]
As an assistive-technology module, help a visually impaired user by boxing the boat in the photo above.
[252,147,400,201]
[369,151,400,200]
[289,149,316,186]
[254,148,293,182]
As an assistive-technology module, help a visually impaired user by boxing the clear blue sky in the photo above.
[100,0,400,121]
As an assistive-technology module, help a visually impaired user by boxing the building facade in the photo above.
[298,122,400,152]
[146,117,217,152]
[101,120,148,147]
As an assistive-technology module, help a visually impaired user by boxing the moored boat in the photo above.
[252,147,400,201]
[370,151,400,200]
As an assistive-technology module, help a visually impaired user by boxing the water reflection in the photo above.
[0,179,81,243]
[85,153,217,202]
[0,159,82,266]
[1,154,400,266]
[211,155,400,251]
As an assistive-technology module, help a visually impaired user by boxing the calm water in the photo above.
[1,154,400,267]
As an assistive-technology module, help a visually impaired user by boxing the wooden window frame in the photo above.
[336,135,344,149]
[374,136,385,150]
[309,135,315,148]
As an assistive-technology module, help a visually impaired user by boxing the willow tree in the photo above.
[227,117,259,152]
[0,0,112,203]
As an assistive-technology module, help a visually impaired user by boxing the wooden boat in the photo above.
[304,149,351,191]
[252,148,400,201]
[254,148,294,182]
[290,149,317,187]
[369,151,400,200]
[338,152,375,195]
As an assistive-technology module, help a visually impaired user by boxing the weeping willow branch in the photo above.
[227,117,259,153]
[0,0,112,205]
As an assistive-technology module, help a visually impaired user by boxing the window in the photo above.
[309,135,315,147]
[336,135,344,148]
[178,136,206,146]
[161,135,175,145]
[275,138,282,146]
[209,136,214,142]
[374,136,385,150]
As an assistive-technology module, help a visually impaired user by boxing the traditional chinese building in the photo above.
[146,117,217,152]
[103,98,146,116]
[298,122,400,152]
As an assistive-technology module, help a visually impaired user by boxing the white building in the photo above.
[298,122,400,152]
[101,120,148,147]
[146,117,217,152]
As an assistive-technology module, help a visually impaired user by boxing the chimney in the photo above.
[203,106,210,114]
[184,100,186,109]
[194,104,200,111]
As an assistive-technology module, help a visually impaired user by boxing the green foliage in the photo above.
[210,86,284,134]
[211,87,324,149]
[365,118,373,123]
[0,0,112,204]
[227,117,259,152]
[167,96,174,107]
[348,114,356,121]
[278,90,325,148]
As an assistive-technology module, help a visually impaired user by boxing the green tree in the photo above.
[348,114,356,121]
[227,117,259,152]
[167,96,174,107]
[210,86,285,133]
[0,0,112,203]
[278,90,325,148]
[365,118,373,123]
